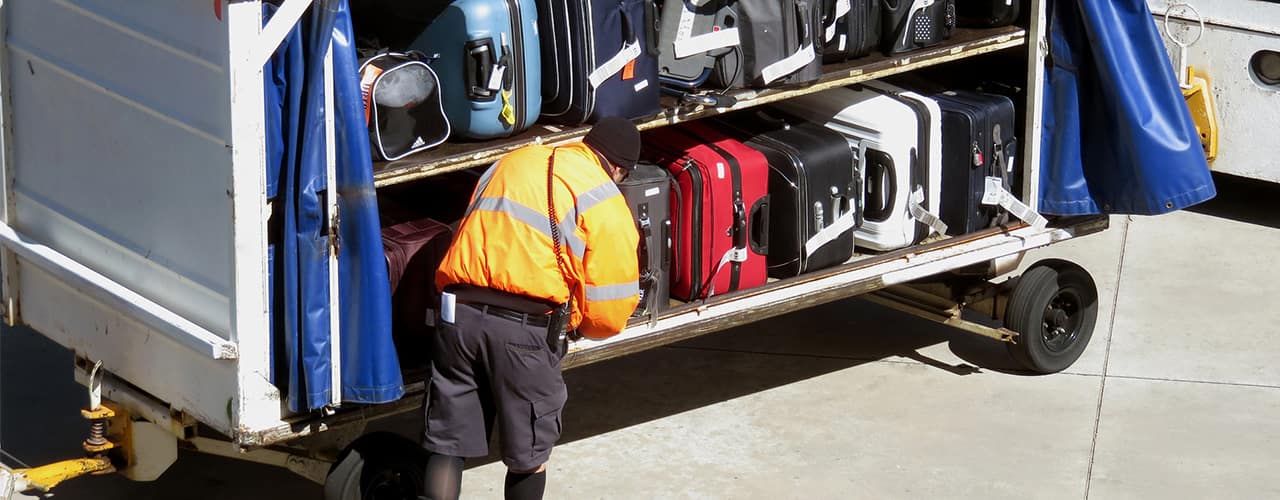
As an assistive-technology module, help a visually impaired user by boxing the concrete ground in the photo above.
[3,173,1277,499]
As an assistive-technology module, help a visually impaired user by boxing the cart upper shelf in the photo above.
[371,26,1026,187]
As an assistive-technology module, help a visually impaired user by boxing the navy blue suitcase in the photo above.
[929,89,1017,235]
[409,0,541,139]
[537,0,662,124]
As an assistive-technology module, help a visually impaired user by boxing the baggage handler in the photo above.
[423,117,642,500]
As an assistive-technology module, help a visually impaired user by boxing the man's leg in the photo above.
[504,464,547,500]
[422,305,492,499]
[422,454,464,500]
[484,316,567,500]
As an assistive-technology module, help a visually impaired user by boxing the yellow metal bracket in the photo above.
[1182,65,1219,162]
[2,362,127,496]
[9,457,114,492]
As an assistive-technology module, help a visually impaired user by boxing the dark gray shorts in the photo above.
[423,302,567,471]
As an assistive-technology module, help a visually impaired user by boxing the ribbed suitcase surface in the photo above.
[822,0,881,62]
[537,0,662,124]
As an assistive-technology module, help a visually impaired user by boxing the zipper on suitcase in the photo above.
[751,134,809,272]
[506,0,527,131]
[697,140,745,293]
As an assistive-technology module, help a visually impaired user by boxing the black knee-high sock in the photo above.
[423,454,464,500]
[504,470,547,500]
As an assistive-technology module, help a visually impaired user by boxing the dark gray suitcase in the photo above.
[718,109,860,277]
[657,0,737,88]
[709,0,825,89]
[822,0,882,62]
[618,163,672,321]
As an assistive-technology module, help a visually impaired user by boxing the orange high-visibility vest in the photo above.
[436,142,640,339]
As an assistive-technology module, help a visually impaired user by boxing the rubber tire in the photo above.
[324,432,428,500]
[1004,259,1098,374]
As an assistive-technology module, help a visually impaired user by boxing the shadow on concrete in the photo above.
[3,296,1025,496]
[465,297,1023,468]
[1187,173,1280,230]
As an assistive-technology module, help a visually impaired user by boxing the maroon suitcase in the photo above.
[641,122,770,301]
[382,216,453,368]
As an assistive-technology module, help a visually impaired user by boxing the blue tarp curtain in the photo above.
[265,1,404,412]
[1039,0,1216,215]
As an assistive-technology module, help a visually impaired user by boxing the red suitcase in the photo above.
[641,122,769,301]
[381,216,453,368]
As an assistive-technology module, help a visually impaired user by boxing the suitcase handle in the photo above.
[464,39,497,101]
[748,195,770,256]
[644,0,660,56]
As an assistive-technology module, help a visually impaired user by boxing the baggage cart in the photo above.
[0,0,1146,497]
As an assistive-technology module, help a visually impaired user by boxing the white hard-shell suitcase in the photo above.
[771,81,945,251]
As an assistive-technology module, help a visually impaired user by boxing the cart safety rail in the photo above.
[248,215,1108,447]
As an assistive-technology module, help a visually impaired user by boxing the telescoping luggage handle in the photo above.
[760,1,817,84]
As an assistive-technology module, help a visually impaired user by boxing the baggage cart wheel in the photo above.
[324,432,427,500]
[1004,259,1098,374]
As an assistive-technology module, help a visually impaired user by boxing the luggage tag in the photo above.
[824,0,852,42]
[499,88,515,127]
[673,28,741,59]
[487,64,506,92]
[981,177,1048,230]
[760,44,815,84]
[908,186,949,236]
[588,42,642,89]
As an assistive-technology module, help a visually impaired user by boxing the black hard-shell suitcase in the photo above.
[822,0,882,62]
[928,88,1017,235]
[617,163,672,321]
[957,0,1021,27]
[717,109,860,277]
[709,0,825,89]
[537,0,662,124]
[881,0,956,55]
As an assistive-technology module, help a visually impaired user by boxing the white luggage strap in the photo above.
[760,43,815,84]
[908,186,949,236]
[981,176,1049,230]
[704,245,748,298]
[588,41,643,89]
[804,204,858,258]
[673,3,741,59]
[824,0,852,42]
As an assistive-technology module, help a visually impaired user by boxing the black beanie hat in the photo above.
[582,117,641,171]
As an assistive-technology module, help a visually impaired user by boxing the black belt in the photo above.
[464,303,551,327]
